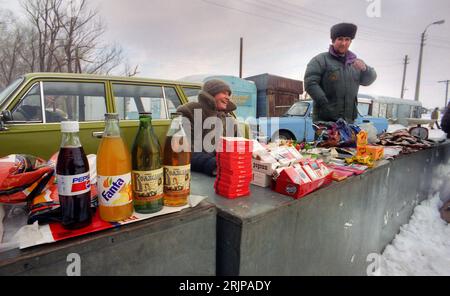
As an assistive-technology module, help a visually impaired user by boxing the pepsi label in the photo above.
[57,172,91,196]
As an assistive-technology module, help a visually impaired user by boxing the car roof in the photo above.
[23,73,203,87]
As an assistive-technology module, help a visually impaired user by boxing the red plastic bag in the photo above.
[0,155,54,204]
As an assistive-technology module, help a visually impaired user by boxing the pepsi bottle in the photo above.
[56,121,92,229]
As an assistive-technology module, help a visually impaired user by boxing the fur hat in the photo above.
[331,23,358,41]
[203,79,232,97]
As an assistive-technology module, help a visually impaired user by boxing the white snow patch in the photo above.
[387,124,408,133]
[379,195,450,276]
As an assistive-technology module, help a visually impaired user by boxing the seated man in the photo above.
[177,79,238,176]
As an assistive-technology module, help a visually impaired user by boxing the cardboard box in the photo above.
[218,137,254,153]
[357,131,368,146]
[251,171,272,188]
[252,159,280,175]
[274,167,332,199]
[357,145,384,161]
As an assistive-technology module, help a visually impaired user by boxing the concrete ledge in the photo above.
[193,141,450,276]
[0,201,216,276]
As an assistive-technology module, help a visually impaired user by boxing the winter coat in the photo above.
[304,47,377,123]
[177,91,238,176]
[441,106,450,138]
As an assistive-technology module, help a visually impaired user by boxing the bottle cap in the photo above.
[61,121,79,133]
[105,113,119,120]
[170,112,182,119]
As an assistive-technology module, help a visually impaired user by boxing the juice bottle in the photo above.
[163,113,191,207]
[56,121,92,229]
[97,113,133,222]
[131,112,164,214]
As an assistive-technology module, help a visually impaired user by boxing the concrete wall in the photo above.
[0,202,216,276]
[203,142,450,276]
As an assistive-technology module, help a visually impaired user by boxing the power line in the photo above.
[199,0,428,47]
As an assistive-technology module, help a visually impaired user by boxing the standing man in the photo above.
[429,107,441,129]
[304,23,377,123]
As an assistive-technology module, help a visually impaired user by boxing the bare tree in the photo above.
[0,0,126,87]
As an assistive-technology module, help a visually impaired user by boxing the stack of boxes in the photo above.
[356,131,384,161]
[215,137,253,199]
[251,145,304,188]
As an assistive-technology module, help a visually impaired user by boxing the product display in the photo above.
[56,121,92,229]
[97,113,133,222]
[163,113,191,207]
[132,113,164,214]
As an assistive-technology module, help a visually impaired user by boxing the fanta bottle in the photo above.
[97,113,133,222]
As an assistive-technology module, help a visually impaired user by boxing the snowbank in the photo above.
[379,195,450,276]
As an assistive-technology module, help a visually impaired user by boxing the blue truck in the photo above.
[253,100,389,142]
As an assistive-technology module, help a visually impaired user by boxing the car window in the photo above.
[0,77,23,106]
[182,87,201,103]
[164,87,182,115]
[11,83,43,122]
[358,103,370,117]
[43,81,106,123]
[113,84,167,120]
[286,102,309,116]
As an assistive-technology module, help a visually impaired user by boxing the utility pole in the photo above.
[401,55,409,99]
[414,32,426,101]
[239,37,243,78]
[438,80,450,107]
[414,20,445,102]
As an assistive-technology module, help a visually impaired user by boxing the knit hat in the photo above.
[331,23,358,41]
[203,79,232,97]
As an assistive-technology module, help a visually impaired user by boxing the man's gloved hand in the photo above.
[353,59,367,71]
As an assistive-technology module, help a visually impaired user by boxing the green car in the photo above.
[0,73,202,159]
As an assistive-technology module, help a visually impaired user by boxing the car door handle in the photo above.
[92,131,104,139]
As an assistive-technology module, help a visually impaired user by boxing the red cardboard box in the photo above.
[217,137,254,153]
[274,167,332,199]
[217,167,253,177]
[215,188,251,199]
[215,170,253,184]
[214,179,250,190]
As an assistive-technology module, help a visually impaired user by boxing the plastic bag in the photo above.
[359,123,378,144]
[27,154,98,225]
[0,155,54,204]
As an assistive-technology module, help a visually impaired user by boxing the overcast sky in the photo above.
[2,0,450,108]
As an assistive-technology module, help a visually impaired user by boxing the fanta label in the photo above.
[57,172,91,196]
[98,174,132,207]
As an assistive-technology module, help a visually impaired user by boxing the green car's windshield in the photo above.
[285,102,309,116]
[0,77,24,106]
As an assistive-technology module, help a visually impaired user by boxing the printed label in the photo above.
[163,165,191,192]
[98,174,132,207]
[132,168,164,201]
[57,172,91,196]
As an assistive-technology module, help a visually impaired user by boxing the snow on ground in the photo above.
[379,195,450,276]
[387,124,408,133]
[427,128,447,141]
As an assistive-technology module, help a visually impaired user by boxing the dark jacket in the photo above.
[304,47,377,123]
[441,106,450,138]
[177,91,238,176]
